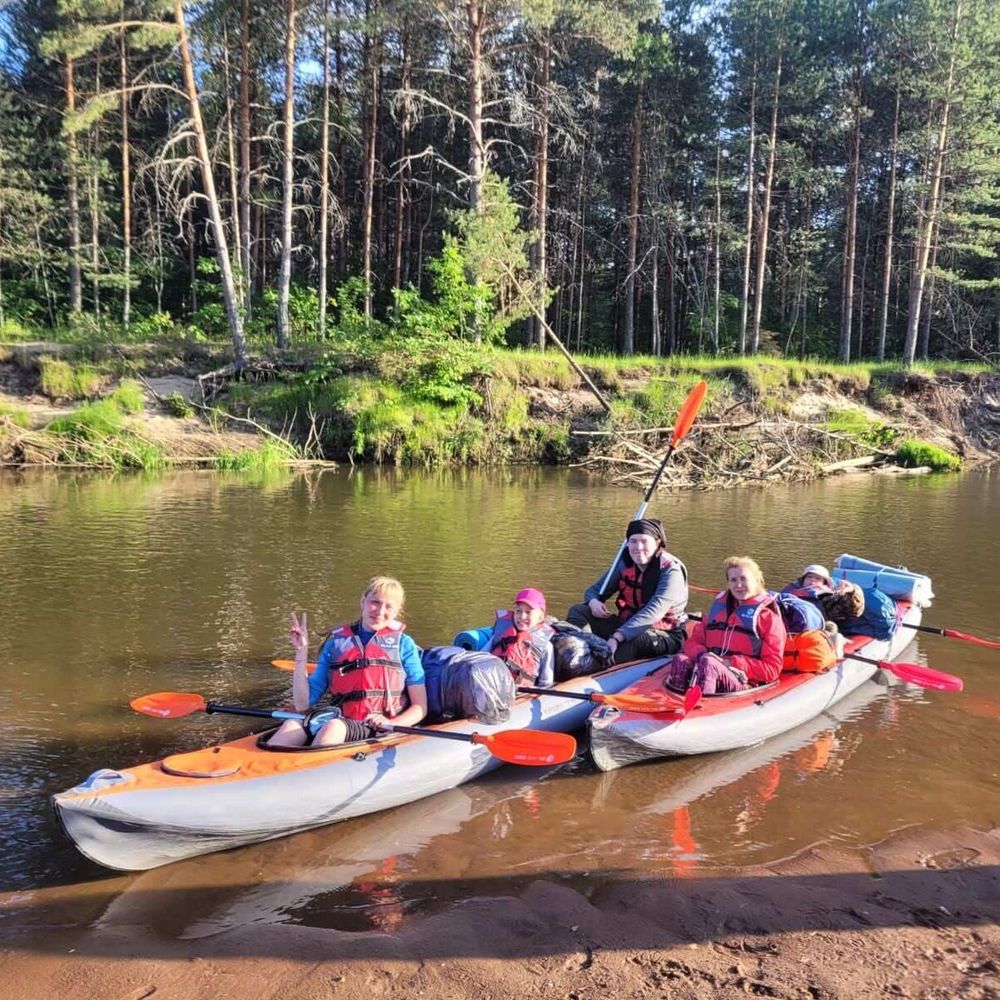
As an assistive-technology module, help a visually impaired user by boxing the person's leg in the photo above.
[565,602,594,628]
[693,653,751,695]
[314,716,378,745]
[267,719,309,747]
[667,653,695,689]
[612,627,682,663]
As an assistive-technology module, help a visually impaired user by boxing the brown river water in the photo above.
[1,465,998,935]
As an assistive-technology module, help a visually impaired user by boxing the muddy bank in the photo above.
[1,825,997,999]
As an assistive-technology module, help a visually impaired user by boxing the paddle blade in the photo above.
[472,729,577,766]
[131,692,208,718]
[943,629,1000,651]
[592,692,679,713]
[272,659,318,674]
[882,660,964,692]
[670,380,708,446]
[682,685,703,714]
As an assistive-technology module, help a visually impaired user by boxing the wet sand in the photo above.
[2,824,997,1000]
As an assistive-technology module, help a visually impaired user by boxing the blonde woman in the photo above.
[668,556,786,694]
[270,576,427,746]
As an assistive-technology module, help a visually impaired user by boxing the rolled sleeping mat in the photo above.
[451,628,491,652]
[833,554,934,604]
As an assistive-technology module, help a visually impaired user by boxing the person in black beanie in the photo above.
[565,517,689,664]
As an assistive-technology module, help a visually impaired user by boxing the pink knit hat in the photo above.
[514,587,546,611]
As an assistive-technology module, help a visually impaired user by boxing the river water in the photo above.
[1,466,998,934]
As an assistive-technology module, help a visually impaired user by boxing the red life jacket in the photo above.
[703,590,776,659]
[615,551,687,631]
[320,621,408,721]
[489,610,555,684]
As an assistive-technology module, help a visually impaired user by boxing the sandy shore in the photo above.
[1,824,997,999]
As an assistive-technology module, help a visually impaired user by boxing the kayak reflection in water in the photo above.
[566,518,689,664]
[269,576,428,747]
[669,555,787,695]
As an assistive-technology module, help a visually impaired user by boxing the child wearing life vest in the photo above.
[669,555,786,694]
[566,517,689,664]
[269,576,427,747]
[453,587,556,687]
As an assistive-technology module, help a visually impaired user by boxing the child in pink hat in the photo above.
[453,587,556,687]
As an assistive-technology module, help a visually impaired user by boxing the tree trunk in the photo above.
[175,0,247,367]
[65,55,83,314]
[713,142,722,353]
[466,2,486,214]
[360,0,379,318]
[750,50,781,354]
[119,12,131,332]
[335,0,347,275]
[839,75,861,362]
[739,67,757,355]
[921,234,940,359]
[876,84,900,362]
[650,239,660,356]
[393,21,411,292]
[276,0,297,348]
[622,75,644,356]
[239,0,253,306]
[318,0,331,337]
[531,31,551,349]
[222,19,243,311]
[904,0,961,366]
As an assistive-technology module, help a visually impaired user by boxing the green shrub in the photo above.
[894,439,961,472]
[165,390,195,418]
[47,398,124,439]
[110,379,145,414]
[214,437,298,471]
[0,402,31,427]
[39,357,104,400]
[825,408,897,449]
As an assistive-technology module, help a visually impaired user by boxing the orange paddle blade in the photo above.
[471,729,577,766]
[682,685,703,715]
[272,659,318,674]
[131,692,208,718]
[942,628,1000,651]
[591,692,680,713]
[671,379,708,446]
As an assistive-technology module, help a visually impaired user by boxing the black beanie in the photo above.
[625,518,666,546]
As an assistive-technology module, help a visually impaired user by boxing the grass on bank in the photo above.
[893,439,962,472]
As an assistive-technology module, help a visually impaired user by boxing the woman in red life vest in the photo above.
[270,576,427,747]
[668,555,786,695]
[566,518,689,664]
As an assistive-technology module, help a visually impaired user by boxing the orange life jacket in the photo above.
[489,610,555,684]
[615,551,687,631]
[703,590,776,658]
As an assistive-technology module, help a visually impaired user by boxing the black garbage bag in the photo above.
[549,622,613,681]
[421,645,516,725]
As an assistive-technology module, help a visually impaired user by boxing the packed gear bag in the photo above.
[420,646,516,725]
[783,628,838,673]
[836,586,900,641]
[549,622,613,681]
[818,581,866,622]
[775,592,826,634]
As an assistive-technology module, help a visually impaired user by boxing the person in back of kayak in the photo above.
[452,587,556,687]
[669,555,786,694]
[270,575,428,747]
[566,518,688,664]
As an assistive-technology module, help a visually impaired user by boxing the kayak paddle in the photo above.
[516,685,681,713]
[844,652,963,692]
[130,692,578,766]
[272,664,686,714]
[597,379,708,596]
[689,582,1000,651]
[685,611,962,692]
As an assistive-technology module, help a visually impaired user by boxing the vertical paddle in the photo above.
[597,379,708,597]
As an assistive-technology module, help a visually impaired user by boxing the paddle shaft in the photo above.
[518,686,596,701]
[597,443,677,596]
[204,703,512,746]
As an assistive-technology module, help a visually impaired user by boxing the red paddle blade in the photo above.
[882,660,964,692]
[592,692,679,713]
[272,659,318,674]
[671,380,708,446]
[943,629,1000,651]
[682,685,703,714]
[472,729,577,766]
[131,692,208,718]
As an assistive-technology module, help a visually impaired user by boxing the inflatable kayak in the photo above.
[52,655,665,871]
[588,572,928,771]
